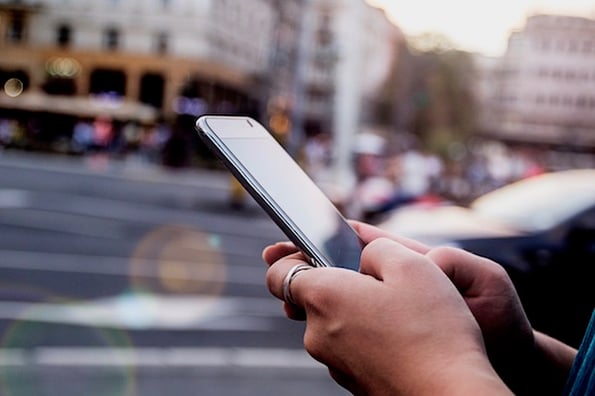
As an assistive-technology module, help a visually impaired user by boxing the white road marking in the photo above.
[0,347,322,370]
[0,189,31,208]
[0,249,265,285]
[0,295,283,330]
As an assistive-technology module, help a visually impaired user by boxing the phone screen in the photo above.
[199,117,362,271]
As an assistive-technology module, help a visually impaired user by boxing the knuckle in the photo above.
[483,258,511,281]
[301,277,336,312]
[427,246,460,262]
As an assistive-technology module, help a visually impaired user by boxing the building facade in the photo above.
[0,0,276,122]
[477,14,595,150]
[302,0,404,182]
[0,0,404,180]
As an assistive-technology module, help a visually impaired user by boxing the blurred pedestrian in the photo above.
[72,119,94,153]
[92,115,114,152]
[346,133,394,222]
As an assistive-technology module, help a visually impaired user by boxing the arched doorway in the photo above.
[89,68,126,97]
[139,72,165,109]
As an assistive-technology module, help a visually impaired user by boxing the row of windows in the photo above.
[55,24,168,53]
[497,94,595,110]
[533,38,595,55]
[536,68,595,82]
[534,95,595,108]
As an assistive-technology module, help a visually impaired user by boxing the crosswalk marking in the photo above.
[0,295,284,331]
[0,347,322,370]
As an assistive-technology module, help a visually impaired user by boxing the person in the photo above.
[263,221,593,395]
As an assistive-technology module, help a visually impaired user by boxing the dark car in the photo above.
[380,169,595,347]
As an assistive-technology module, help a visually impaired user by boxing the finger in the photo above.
[328,368,358,394]
[426,246,505,295]
[262,241,299,265]
[265,252,313,301]
[284,301,307,321]
[348,220,430,254]
[359,237,428,283]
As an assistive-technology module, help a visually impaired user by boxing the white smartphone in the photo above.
[195,115,362,270]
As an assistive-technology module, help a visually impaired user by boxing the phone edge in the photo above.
[195,115,331,268]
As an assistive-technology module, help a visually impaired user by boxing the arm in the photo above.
[531,331,577,391]
[423,244,577,395]
[264,222,578,394]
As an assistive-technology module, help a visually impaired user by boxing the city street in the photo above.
[0,151,347,395]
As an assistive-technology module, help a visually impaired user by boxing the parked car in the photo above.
[379,169,595,347]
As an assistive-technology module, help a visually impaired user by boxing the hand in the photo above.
[351,222,549,393]
[357,222,577,394]
[264,235,511,395]
[424,246,535,391]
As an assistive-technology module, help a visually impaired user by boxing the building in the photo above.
[301,0,404,183]
[0,0,276,124]
[477,14,595,151]
[0,0,405,180]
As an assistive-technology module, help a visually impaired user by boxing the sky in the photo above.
[367,0,595,56]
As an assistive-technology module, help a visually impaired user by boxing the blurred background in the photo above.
[0,0,593,394]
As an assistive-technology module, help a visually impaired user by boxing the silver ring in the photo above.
[282,264,312,305]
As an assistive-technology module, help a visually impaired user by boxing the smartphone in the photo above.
[195,115,362,271]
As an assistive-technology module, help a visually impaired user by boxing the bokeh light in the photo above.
[3,78,24,98]
[45,57,81,78]
[130,225,227,297]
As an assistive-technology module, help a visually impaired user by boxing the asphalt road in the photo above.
[0,151,348,396]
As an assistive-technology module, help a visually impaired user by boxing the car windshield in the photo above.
[470,170,595,232]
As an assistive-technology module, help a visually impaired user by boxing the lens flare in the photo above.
[0,297,136,396]
[130,225,227,296]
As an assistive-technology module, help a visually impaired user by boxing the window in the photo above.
[6,12,25,44]
[56,24,72,47]
[104,28,120,50]
[576,97,587,108]
[156,32,168,54]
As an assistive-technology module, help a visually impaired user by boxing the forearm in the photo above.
[506,330,578,395]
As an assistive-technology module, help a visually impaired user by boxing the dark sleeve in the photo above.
[563,310,595,396]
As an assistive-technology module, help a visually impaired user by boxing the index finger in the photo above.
[348,220,430,254]
[262,241,299,266]
[265,252,312,301]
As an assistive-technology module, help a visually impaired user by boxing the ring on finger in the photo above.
[282,263,312,306]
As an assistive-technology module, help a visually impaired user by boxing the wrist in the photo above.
[439,354,513,395]
[410,349,512,396]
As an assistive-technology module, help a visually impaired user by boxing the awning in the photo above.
[0,91,158,123]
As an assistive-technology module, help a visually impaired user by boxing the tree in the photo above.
[406,34,477,156]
